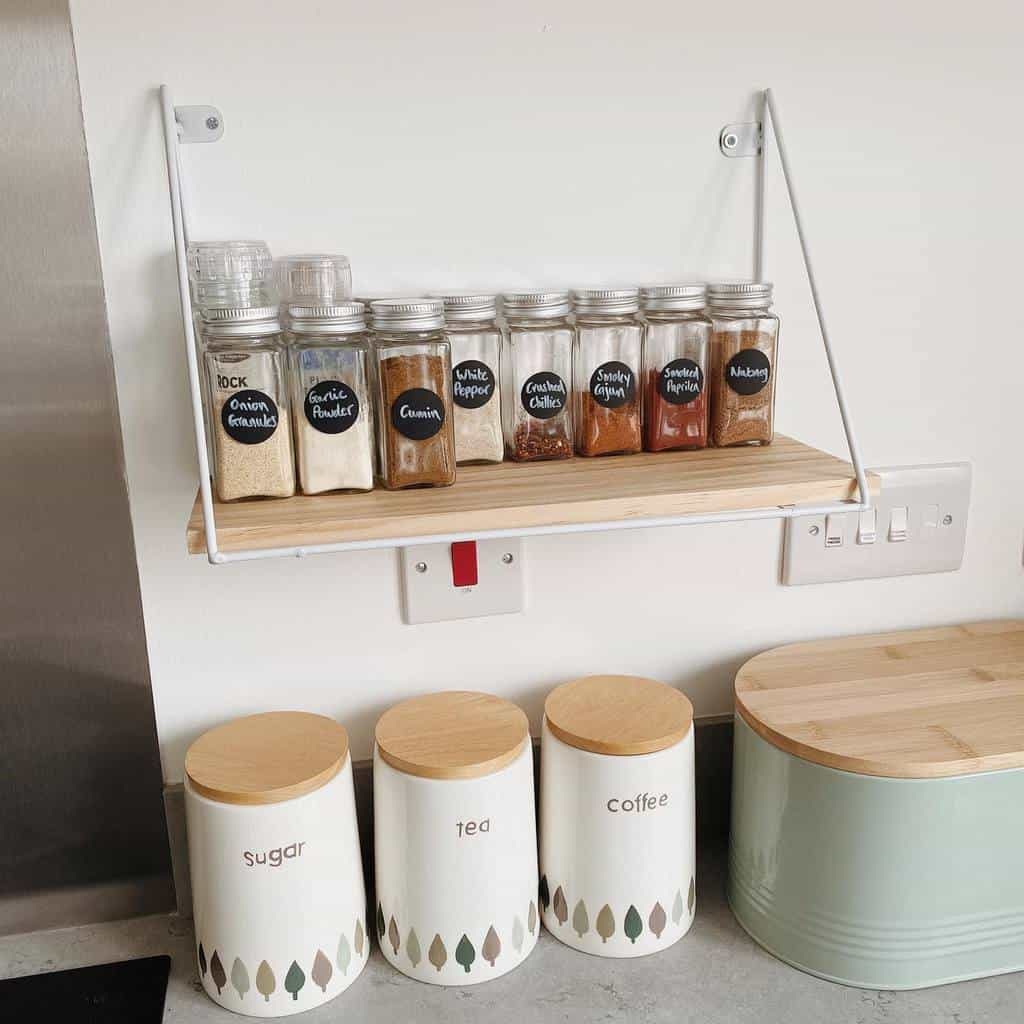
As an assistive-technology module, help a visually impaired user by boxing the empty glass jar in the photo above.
[439,293,504,465]
[287,302,374,494]
[572,288,642,457]
[641,285,711,451]
[501,291,574,462]
[707,282,779,446]
[371,299,456,489]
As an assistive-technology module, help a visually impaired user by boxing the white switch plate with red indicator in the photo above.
[399,538,524,624]
[783,463,971,585]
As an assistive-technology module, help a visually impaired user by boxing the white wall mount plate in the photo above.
[783,463,971,585]
[399,538,524,624]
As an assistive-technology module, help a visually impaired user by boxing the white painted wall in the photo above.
[70,0,1023,783]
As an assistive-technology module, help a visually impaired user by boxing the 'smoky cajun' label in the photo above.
[391,387,446,440]
[452,360,496,409]
[521,371,567,419]
[725,349,771,396]
[590,361,636,409]
[658,359,703,405]
[304,379,360,434]
[221,389,279,445]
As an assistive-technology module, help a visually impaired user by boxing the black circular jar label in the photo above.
[520,371,568,419]
[452,360,496,409]
[589,361,636,409]
[725,349,772,395]
[391,387,446,440]
[304,379,360,435]
[658,358,704,405]
[221,389,279,445]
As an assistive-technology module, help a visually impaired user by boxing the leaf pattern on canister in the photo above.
[255,960,275,1002]
[596,904,615,943]
[512,916,525,952]
[624,905,643,944]
[407,929,422,968]
[552,886,568,925]
[572,900,590,938]
[337,933,351,975]
[672,889,684,925]
[311,949,332,992]
[284,960,305,1001]
[428,934,447,972]
[388,916,401,955]
[455,934,475,973]
[649,901,667,939]
[482,926,501,966]
[230,957,249,999]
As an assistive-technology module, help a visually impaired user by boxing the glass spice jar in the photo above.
[501,291,574,462]
[572,288,643,457]
[287,302,374,494]
[200,308,296,502]
[371,298,456,489]
[707,282,780,447]
[438,293,504,465]
[640,284,711,452]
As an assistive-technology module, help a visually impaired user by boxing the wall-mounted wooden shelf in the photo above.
[186,435,878,555]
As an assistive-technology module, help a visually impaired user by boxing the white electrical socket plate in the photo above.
[783,463,971,585]
[399,538,524,624]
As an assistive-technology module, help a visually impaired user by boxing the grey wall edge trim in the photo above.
[164,718,735,919]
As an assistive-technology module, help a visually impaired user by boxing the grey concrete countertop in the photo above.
[1,844,1019,1023]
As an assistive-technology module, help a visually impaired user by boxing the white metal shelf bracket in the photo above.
[159,84,870,565]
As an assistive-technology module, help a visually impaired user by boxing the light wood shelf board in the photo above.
[187,434,877,555]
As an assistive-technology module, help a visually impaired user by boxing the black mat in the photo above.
[0,955,170,1022]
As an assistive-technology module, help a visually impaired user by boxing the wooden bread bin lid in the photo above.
[185,711,349,805]
[375,691,530,780]
[735,620,1024,779]
[545,675,694,756]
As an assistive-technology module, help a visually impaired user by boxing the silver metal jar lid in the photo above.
[572,287,640,316]
[707,281,774,311]
[640,284,707,312]
[370,297,444,332]
[438,293,498,322]
[502,290,571,318]
[200,305,281,336]
[288,301,366,334]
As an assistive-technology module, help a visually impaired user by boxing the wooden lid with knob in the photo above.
[735,620,1024,779]
[375,691,530,780]
[185,711,349,805]
[544,675,694,756]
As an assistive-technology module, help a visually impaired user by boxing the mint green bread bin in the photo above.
[728,621,1024,990]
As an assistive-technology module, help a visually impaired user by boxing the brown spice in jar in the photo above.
[512,421,574,461]
[579,393,641,456]
[378,354,456,488]
[709,330,776,446]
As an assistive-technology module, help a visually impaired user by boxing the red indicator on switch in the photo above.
[450,541,479,587]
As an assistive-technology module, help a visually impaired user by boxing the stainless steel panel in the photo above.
[0,0,173,931]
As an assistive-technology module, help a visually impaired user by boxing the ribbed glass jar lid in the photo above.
[371,297,444,331]
[707,281,774,311]
[288,301,366,333]
[641,284,707,312]
[571,287,640,316]
[502,290,571,318]
[438,293,498,321]
[187,240,276,312]
[277,253,352,307]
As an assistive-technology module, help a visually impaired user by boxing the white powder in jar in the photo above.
[295,396,373,494]
[451,357,503,464]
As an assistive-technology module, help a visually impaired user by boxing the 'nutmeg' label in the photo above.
[725,349,771,395]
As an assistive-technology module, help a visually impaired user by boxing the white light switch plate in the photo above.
[783,463,971,585]
[399,538,524,624]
